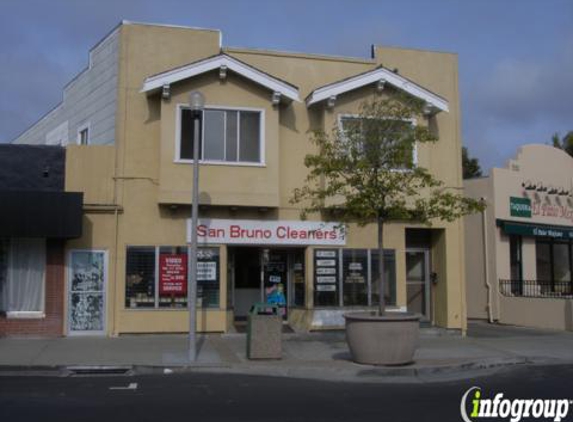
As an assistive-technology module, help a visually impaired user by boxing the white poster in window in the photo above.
[316,284,337,292]
[316,276,337,283]
[197,262,216,281]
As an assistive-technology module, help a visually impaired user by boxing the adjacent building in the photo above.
[465,144,573,330]
[10,21,467,336]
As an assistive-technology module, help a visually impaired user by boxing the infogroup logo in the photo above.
[460,387,572,422]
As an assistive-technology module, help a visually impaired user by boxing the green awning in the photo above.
[496,219,573,239]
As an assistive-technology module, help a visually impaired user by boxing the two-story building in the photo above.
[12,21,467,336]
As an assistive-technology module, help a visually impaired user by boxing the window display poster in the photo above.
[314,249,339,292]
[159,254,187,295]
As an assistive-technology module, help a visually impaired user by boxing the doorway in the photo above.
[229,247,304,320]
[406,249,431,320]
[68,250,107,335]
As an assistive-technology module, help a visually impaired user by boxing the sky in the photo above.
[1,0,571,172]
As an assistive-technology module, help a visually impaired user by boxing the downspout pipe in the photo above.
[481,197,494,323]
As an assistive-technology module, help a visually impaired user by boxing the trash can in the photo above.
[247,303,282,360]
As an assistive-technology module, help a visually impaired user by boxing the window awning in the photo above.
[306,66,449,113]
[0,191,83,238]
[141,53,301,102]
[496,219,573,240]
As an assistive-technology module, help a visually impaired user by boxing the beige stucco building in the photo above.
[465,144,573,331]
[14,21,468,336]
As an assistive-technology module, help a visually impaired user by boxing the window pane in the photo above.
[198,248,220,308]
[226,111,238,162]
[371,250,396,306]
[342,249,368,306]
[314,249,339,307]
[5,238,45,312]
[553,242,571,282]
[0,239,9,311]
[239,111,260,162]
[203,110,225,161]
[536,241,551,282]
[126,247,156,308]
[180,109,202,160]
[292,251,305,307]
[159,246,188,309]
[509,235,522,281]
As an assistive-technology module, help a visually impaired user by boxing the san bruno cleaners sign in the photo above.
[187,219,346,246]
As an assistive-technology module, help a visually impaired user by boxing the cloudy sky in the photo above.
[1,0,571,172]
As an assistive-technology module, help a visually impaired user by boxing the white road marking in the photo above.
[109,383,138,391]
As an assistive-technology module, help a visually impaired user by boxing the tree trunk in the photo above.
[377,215,385,315]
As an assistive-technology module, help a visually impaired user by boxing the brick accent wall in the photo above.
[0,239,65,337]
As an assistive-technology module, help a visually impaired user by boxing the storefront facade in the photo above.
[14,22,467,335]
[465,144,573,330]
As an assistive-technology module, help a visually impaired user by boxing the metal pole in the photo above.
[188,111,200,362]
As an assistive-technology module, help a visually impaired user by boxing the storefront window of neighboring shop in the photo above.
[125,246,220,309]
[314,248,396,307]
[535,239,572,292]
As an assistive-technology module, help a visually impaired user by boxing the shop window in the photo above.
[339,116,417,170]
[125,246,220,309]
[179,108,262,164]
[313,248,396,308]
[126,247,156,308]
[292,253,305,307]
[313,249,339,307]
[370,249,397,307]
[509,235,523,294]
[343,249,368,306]
[535,239,573,293]
[0,238,46,315]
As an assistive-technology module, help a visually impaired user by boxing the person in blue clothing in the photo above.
[266,283,286,316]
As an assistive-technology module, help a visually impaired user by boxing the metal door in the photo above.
[406,249,430,320]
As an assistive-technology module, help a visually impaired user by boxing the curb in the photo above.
[0,357,566,382]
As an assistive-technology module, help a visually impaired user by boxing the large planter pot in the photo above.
[344,311,420,365]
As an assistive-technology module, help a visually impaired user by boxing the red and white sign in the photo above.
[187,219,346,246]
[159,254,187,295]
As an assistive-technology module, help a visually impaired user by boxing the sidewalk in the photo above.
[1,322,572,383]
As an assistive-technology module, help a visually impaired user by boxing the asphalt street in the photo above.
[1,364,573,422]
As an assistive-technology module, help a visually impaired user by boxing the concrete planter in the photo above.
[344,311,420,365]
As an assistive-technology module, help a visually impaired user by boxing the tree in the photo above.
[462,146,483,179]
[291,94,484,315]
[551,132,573,157]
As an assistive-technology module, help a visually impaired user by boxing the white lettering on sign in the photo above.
[316,260,336,267]
[317,276,337,283]
[316,267,337,275]
[188,219,346,246]
[316,285,337,292]
[316,250,337,258]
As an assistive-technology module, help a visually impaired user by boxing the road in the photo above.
[1,365,572,422]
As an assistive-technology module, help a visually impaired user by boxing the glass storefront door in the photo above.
[68,250,107,335]
[406,249,430,320]
[230,247,305,320]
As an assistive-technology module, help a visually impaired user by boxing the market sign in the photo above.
[509,197,532,218]
[188,219,346,246]
[497,219,573,239]
[159,253,187,295]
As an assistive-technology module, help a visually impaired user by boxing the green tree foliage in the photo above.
[462,146,483,179]
[551,132,573,157]
[291,94,484,315]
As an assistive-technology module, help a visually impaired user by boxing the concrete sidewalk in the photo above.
[1,322,572,383]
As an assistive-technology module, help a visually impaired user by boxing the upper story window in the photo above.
[77,124,90,145]
[338,115,418,170]
[178,107,263,164]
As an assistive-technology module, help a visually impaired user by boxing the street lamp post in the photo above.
[188,90,205,362]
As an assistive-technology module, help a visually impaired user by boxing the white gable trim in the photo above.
[141,54,300,102]
[306,67,449,112]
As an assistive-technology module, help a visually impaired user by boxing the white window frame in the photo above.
[337,113,418,169]
[175,104,266,167]
[76,122,91,145]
